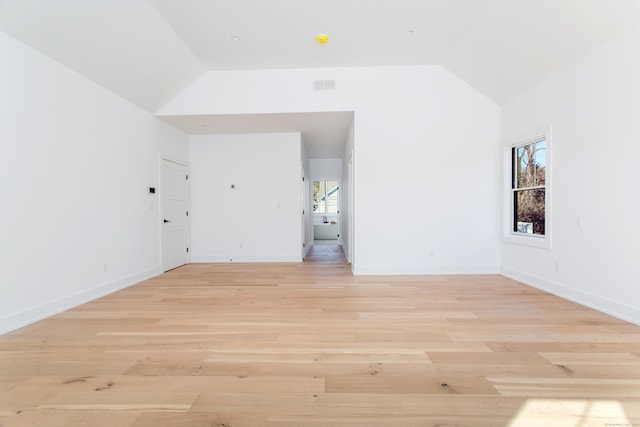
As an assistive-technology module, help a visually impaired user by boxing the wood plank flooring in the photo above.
[1,256,639,426]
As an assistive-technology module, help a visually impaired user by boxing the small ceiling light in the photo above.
[231,35,240,41]
[316,34,329,45]
[405,30,415,36]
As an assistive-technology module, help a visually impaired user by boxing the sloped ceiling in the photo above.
[151,0,640,105]
[0,0,206,113]
[1,0,639,155]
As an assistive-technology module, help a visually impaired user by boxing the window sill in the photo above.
[502,233,551,249]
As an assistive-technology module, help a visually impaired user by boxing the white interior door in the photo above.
[161,158,188,271]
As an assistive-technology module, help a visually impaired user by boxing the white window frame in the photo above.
[503,124,552,249]
[313,180,339,215]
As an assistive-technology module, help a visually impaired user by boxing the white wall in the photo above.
[189,133,302,262]
[310,158,342,180]
[160,65,501,275]
[0,32,188,334]
[501,25,640,325]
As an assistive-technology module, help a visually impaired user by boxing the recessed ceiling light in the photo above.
[231,35,240,41]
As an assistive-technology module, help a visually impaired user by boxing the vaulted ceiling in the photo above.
[2,0,639,155]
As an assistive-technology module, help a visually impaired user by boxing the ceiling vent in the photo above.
[313,80,335,91]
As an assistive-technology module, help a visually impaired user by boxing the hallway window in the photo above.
[313,180,338,213]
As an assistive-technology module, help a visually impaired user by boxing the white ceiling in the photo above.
[2,0,639,156]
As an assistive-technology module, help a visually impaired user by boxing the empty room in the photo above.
[1,1,639,426]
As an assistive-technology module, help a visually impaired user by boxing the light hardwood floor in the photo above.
[1,251,639,426]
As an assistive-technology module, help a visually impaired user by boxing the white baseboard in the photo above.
[501,267,640,326]
[0,267,162,335]
[353,265,500,276]
[190,255,302,263]
[341,245,351,263]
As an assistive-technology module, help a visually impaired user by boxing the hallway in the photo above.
[304,244,349,266]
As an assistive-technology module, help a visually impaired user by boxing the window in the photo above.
[512,138,546,235]
[504,126,551,249]
[313,180,338,214]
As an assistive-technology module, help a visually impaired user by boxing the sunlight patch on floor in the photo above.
[507,399,635,427]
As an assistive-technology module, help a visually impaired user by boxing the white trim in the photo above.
[312,179,340,215]
[342,242,351,263]
[160,152,188,166]
[502,232,550,249]
[502,124,552,249]
[348,150,355,273]
[190,255,302,263]
[301,163,306,259]
[0,268,162,335]
[502,267,640,326]
[353,265,500,276]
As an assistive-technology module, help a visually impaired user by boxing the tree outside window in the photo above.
[513,139,546,235]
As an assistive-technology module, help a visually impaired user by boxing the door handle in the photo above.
[163,219,171,223]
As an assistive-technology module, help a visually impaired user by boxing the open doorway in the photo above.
[313,179,339,245]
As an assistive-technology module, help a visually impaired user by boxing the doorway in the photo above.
[313,179,339,245]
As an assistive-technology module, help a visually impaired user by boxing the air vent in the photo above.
[313,80,335,91]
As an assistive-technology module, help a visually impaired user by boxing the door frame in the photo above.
[301,164,311,258]
[159,154,190,271]
[347,150,354,264]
